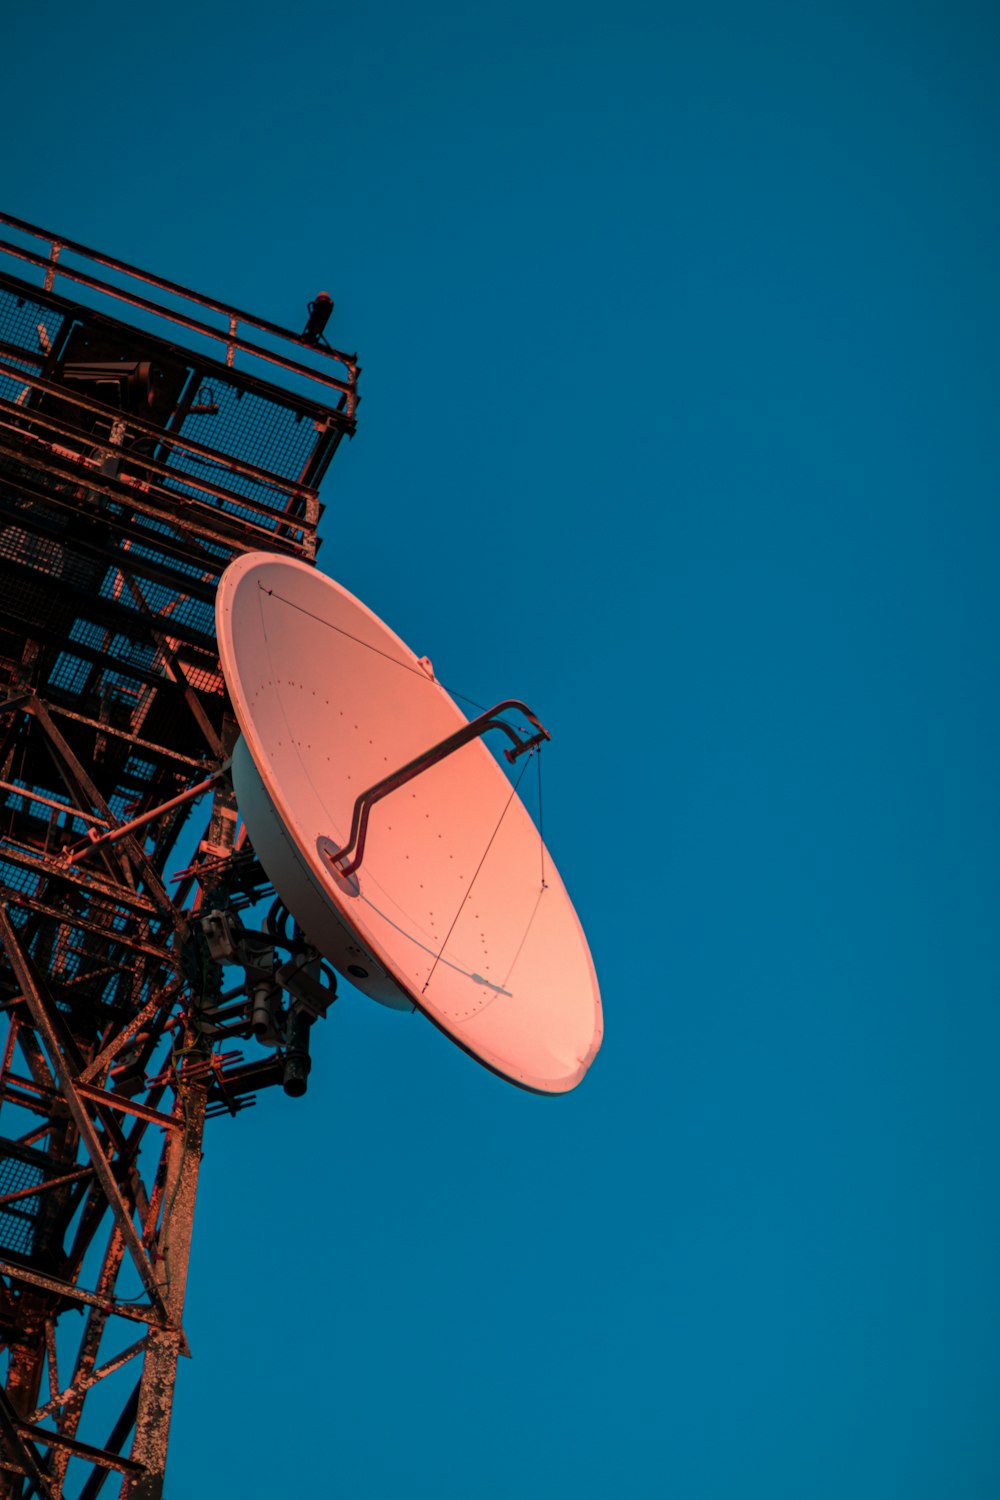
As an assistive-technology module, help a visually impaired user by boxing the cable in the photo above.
[421,753,530,995]
[257,581,489,712]
[536,745,547,889]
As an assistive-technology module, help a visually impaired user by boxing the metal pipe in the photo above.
[0,780,108,826]
[63,765,230,866]
[327,701,550,878]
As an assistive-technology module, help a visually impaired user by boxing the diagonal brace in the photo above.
[0,905,168,1322]
[0,1385,57,1499]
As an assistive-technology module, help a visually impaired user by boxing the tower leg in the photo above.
[127,1075,206,1500]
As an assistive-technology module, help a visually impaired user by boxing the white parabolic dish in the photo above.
[215,553,602,1094]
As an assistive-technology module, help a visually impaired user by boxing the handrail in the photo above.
[0,209,358,386]
[0,236,357,406]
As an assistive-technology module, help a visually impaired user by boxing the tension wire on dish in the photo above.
[256,580,489,713]
[536,744,547,890]
[421,751,532,996]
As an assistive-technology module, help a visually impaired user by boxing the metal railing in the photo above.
[0,210,359,413]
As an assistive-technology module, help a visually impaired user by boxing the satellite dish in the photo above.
[215,553,602,1094]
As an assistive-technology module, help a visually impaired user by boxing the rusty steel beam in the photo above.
[0,1387,56,1500]
[0,908,167,1318]
[116,572,226,760]
[29,1337,147,1425]
[0,1261,160,1327]
[14,1416,143,1477]
[0,355,335,499]
[0,215,354,1499]
[0,1165,92,1208]
[63,767,229,867]
[3,1073,180,1133]
[0,435,312,559]
[36,704,210,771]
[127,1076,206,1500]
[75,1381,142,1500]
[28,699,177,915]
[77,989,174,1086]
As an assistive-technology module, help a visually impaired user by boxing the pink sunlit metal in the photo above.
[216,553,603,1095]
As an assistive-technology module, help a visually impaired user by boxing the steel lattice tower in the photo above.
[0,213,358,1497]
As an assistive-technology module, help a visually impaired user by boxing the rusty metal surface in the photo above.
[0,219,355,1497]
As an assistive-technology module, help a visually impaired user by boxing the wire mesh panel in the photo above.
[177,378,324,493]
[0,1150,45,1258]
[0,285,58,405]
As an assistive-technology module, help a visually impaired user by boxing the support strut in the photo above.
[325,699,549,879]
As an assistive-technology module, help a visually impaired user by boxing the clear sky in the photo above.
[5,1,1000,1495]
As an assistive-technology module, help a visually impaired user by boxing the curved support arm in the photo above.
[325,700,549,879]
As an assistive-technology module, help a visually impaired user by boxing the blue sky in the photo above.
[5,1,1000,1495]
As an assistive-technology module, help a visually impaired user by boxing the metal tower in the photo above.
[0,213,358,1497]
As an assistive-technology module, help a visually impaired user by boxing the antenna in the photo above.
[216,553,603,1094]
[0,208,601,1497]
